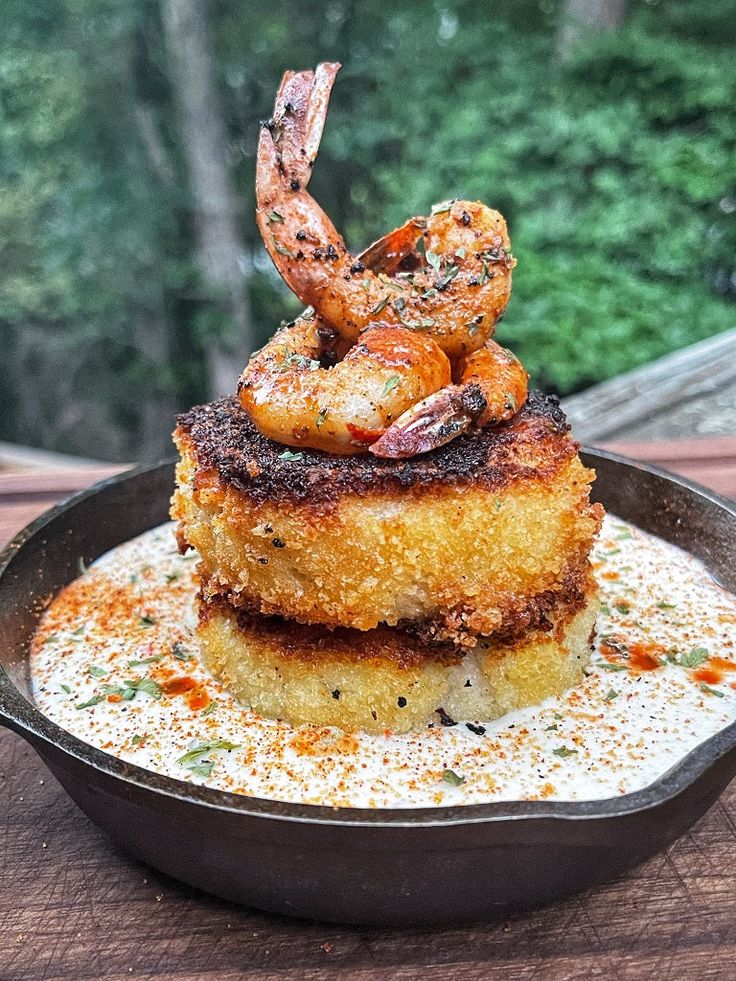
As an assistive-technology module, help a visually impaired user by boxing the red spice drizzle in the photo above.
[162,675,210,711]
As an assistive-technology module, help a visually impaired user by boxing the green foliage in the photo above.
[0,0,734,459]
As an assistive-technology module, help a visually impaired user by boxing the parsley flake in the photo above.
[88,665,108,678]
[127,654,163,668]
[316,407,328,429]
[678,647,709,668]
[272,238,294,258]
[700,682,724,698]
[75,695,104,710]
[279,450,304,462]
[172,642,192,662]
[552,746,578,758]
[177,739,239,772]
[604,688,619,701]
[442,768,465,787]
[139,615,157,627]
[267,210,284,224]
[382,375,400,397]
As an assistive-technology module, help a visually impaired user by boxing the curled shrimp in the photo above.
[238,317,450,454]
[370,339,529,459]
[256,63,516,359]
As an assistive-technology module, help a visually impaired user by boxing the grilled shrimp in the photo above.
[238,317,451,454]
[370,339,528,459]
[256,63,515,359]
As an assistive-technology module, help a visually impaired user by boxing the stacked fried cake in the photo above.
[171,392,603,734]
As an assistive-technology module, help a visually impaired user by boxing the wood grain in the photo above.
[2,454,736,980]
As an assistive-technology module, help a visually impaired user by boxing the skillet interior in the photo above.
[0,452,735,925]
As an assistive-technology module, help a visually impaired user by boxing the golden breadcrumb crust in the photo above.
[197,585,598,734]
[172,394,603,644]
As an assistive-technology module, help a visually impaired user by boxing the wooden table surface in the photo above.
[2,440,736,981]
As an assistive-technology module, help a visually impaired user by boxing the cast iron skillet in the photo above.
[1,451,735,927]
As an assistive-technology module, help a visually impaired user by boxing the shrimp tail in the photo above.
[258,62,340,194]
[359,217,427,275]
[369,385,486,459]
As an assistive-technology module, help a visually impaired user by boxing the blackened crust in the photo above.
[175,392,575,506]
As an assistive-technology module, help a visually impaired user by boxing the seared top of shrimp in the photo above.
[238,317,450,454]
[256,63,515,359]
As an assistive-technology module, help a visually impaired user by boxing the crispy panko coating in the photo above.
[171,393,603,645]
[197,583,598,734]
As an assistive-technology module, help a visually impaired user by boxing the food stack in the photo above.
[170,63,603,734]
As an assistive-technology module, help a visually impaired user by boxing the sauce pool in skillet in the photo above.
[29,516,736,809]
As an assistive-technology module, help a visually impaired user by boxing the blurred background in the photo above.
[1,0,734,463]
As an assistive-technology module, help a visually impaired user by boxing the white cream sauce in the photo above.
[30,516,736,808]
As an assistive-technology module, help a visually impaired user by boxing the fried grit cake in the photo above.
[172,392,602,647]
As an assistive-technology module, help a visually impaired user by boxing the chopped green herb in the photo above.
[504,391,517,411]
[554,712,563,720]
[316,407,328,429]
[656,601,677,610]
[438,264,459,289]
[494,498,502,511]
[71,625,86,636]
[267,210,284,224]
[279,450,304,462]
[678,647,709,668]
[442,768,465,787]
[599,662,629,672]
[172,642,191,662]
[613,600,631,614]
[277,352,320,372]
[425,250,442,277]
[125,677,163,700]
[75,695,104,710]
[188,761,215,778]
[272,238,294,258]
[103,683,124,696]
[604,688,619,701]
[177,739,240,768]
[606,548,622,557]
[544,723,558,731]
[88,665,108,678]
[165,572,180,584]
[78,557,89,575]
[552,746,578,758]
[372,294,390,315]
[382,375,400,397]
[455,247,466,259]
[131,733,149,747]
[129,574,139,584]
[43,634,60,645]
[430,200,453,215]
[700,682,724,698]
[60,684,71,695]
[202,702,217,716]
[479,259,491,284]
[139,615,157,627]
[127,654,163,668]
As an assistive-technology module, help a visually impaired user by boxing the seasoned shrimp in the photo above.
[370,339,528,459]
[256,63,516,359]
[238,318,451,454]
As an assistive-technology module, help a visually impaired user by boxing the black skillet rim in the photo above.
[1,450,735,829]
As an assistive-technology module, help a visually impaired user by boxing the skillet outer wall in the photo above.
[18,727,736,926]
